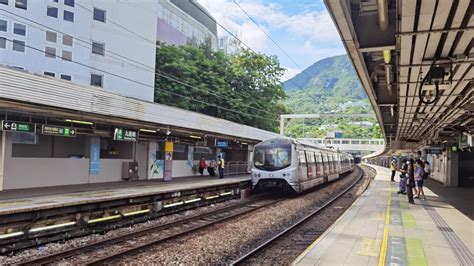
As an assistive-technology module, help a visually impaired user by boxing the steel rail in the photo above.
[86,197,286,265]
[231,167,366,265]
[19,195,281,265]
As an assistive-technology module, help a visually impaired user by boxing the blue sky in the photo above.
[197,0,346,80]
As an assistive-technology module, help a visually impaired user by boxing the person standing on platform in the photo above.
[415,159,426,200]
[198,157,207,177]
[390,159,397,182]
[217,155,225,179]
[397,158,407,194]
[207,160,216,176]
[406,159,415,204]
[424,161,431,179]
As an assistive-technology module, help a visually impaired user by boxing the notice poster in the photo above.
[90,143,100,175]
[164,141,173,181]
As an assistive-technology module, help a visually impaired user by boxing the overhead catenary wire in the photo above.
[188,0,306,90]
[3,37,278,123]
[0,9,277,118]
[232,0,314,82]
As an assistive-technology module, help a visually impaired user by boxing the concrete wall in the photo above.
[1,132,150,190]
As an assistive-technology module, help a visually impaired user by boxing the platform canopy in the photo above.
[325,0,473,153]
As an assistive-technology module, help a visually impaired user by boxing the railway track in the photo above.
[19,195,285,265]
[231,167,370,265]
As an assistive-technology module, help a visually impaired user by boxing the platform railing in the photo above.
[224,161,249,176]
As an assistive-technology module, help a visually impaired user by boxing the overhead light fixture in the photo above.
[166,130,171,136]
[241,142,248,145]
[189,135,201,139]
[139,128,156,133]
[65,119,93,125]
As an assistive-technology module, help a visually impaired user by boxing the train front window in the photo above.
[254,145,291,171]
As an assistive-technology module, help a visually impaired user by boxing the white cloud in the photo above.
[197,0,345,70]
[282,66,300,81]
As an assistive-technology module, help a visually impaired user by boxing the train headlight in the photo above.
[253,173,257,177]
[286,172,291,177]
[257,174,261,177]
[282,173,286,177]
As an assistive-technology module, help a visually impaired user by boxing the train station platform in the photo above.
[293,164,473,266]
[0,175,250,215]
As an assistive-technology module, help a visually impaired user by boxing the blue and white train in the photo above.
[251,138,354,193]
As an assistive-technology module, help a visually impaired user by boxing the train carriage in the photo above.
[252,138,354,193]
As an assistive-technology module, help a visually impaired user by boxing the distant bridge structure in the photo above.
[301,138,385,152]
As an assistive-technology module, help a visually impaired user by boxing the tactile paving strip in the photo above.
[422,202,473,265]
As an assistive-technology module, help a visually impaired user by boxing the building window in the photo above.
[62,34,73,46]
[0,37,6,49]
[44,71,55,77]
[90,74,103,87]
[0,0,8,5]
[46,31,56,42]
[13,23,26,36]
[60,74,71,81]
[15,0,26,9]
[0,20,6,32]
[93,8,106,22]
[47,6,58,18]
[64,0,74,7]
[12,40,25,52]
[61,50,72,61]
[45,46,56,58]
[91,41,104,55]
[63,10,74,22]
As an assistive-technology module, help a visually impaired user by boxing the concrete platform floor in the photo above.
[293,164,473,266]
[0,175,250,215]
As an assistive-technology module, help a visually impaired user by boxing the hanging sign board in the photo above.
[1,120,36,133]
[113,128,138,141]
[42,125,76,137]
[216,140,229,148]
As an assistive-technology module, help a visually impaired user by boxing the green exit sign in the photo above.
[113,128,138,141]
[42,125,76,137]
[1,120,36,133]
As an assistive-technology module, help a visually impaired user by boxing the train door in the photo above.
[317,153,323,176]
[314,152,322,177]
[323,153,329,175]
[329,154,334,174]
[310,151,316,179]
[304,151,313,179]
[299,150,308,181]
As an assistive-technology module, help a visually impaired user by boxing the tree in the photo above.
[154,43,289,132]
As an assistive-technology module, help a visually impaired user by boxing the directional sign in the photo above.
[42,125,76,137]
[1,120,36,133]
[113,128,138,141]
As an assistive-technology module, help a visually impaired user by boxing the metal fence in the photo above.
[224,161,249,175]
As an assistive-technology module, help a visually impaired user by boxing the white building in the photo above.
[0,0,157,101]
[157,0,217,48]
[218,35,241,55]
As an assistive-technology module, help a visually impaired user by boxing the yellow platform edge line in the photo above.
[378,180,392,266]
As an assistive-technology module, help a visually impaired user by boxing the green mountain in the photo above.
[284,54,370,114]
[282,55,381,139]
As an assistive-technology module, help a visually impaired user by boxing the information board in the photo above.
[216,140,229,148]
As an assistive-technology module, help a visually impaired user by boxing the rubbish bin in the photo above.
[122,161,138,180]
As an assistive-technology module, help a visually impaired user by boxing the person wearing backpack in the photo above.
[415,159,426,200]
[424,161,431,180]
